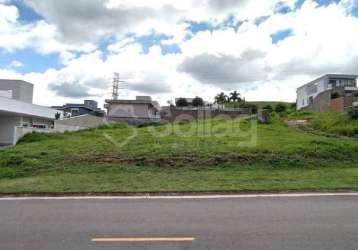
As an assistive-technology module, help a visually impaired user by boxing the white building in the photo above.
[297,74,358,110]
[0,80,61,146]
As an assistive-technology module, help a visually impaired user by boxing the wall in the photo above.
[0,96,59,119]
[0,116,21,145]
[107,103,159,119]
[22,116,54,128]
[312,90,331,112]
[297,79,326,110]
[0,80,33,103]
[14,127,53,144]
[108,117,161,126]
[54,114,106,132]
[330,96,358,112]
[160,108,248,123]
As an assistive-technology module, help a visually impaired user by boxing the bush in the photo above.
[239,103,258,114]
[176,98,188,107]
[17,132,62,144]
[331,92,340,99]
[348,107,358,120]
[262,104,273,113]
[192,96,204,107]
[275,104,286,113]
[97,123,128,130]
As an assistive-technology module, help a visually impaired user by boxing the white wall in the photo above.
[297,79,326,110]
[54,114,106,132]
[108,103,159,119]
[0,116,21,145]
[0,80,33,103]
[0,96,60,119]
[14,126,53,144]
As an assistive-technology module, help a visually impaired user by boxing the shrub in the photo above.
[192,96,204,107]
[17,132,62,144]
[239,103,258,114]
[275,104,286,113]
[331,92,340,99]
[348,107,358,120]
[97,123,128,130]
[262,104,273,113]
[176,98,188,107]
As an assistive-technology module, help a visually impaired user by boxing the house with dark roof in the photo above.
[52,100,106,118]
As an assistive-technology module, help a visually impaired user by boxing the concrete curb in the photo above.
[1,191,358,200]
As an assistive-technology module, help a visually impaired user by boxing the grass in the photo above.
[0,116,358,194]
[289,111,358,137]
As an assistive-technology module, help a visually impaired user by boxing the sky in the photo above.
[1,0,358,107]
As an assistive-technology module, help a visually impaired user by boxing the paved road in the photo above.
[0,195,358,250]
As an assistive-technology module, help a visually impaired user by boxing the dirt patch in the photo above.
[286,119,310,127]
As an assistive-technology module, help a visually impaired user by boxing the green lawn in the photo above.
[0,116,358,194]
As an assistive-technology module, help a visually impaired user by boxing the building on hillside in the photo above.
[52,100,105,118]
[105,96,161,125]
[0,79,61,146]
[296,74,358,112]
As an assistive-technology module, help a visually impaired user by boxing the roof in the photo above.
[0,96,59,119]
[298,74,358,90]
[0,79,33,87]
[52,104,105,113]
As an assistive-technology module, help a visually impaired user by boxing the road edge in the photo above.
[1,190,358,200]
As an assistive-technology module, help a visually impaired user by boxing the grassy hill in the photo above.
[288,111,358,137]
[0,115,358,194]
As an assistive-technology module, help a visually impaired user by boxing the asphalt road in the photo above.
[0,195,358,250]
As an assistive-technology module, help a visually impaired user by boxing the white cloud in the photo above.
[2,0,358,107]
[9,60,23,68]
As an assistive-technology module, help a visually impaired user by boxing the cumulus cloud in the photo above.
[0,2,95,63]
[23,0,295,44]
[2,0,358,106]
[49,81,92,98]
[178,50,267,88]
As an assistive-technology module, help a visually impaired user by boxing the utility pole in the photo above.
[112,72,120,100]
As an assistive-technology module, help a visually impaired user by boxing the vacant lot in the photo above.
[0,116,357,194]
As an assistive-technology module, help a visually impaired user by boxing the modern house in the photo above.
[105,96,161,125]
[297,74,358,112]
[0,80,61,146]
[52,100,105,117]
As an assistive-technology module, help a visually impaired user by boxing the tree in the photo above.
[262,104,273,113]
[192,96,204,107]
[176,98,188,107]
[229,91,242,102]
[214,92,228,108]
[239,102,258,114]
[348,107,358,120]
[275,103,286,113]
[55,112,61,120]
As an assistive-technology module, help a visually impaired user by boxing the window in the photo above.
[71,108,80,116]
